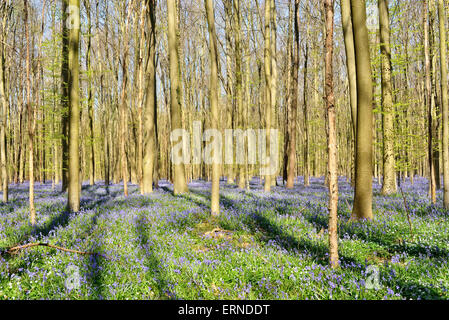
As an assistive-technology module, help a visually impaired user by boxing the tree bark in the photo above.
[379,0,396,195]
[167,0,188,194]
[351,0,373,220]
[67,0,81,212]
[205,0,220,215]
[438,0,449,209]
[325,0,339,269]
[142,0,158,194]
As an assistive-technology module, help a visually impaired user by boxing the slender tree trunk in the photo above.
[424,0,437,203]
[0,10,8,202]
[205,0,220,215]
[24,0,36,223]
[303,16,310,187]
[233,0,245,190]
[142,0,158,194]
[351,0,373,220]
[325,0,339,269]
[286,0,299,189]
[379,0,396,195]
[438,0,449,209]
[61,0,69,192]
[67,0,81,212]
[224,0,234,184]
[85,0,95,186]
[264,0,272,192]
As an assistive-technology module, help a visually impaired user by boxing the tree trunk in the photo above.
[142,0,158,194]
[379,0,396,195]
[325,0,339,269]
[67,0,81,212]
[167,0,188,194]
[205,0,220,215]
[286,0,299,190]
[0,9,8,202]
[24,0,36,223]
[424,0,437,203]
[351,0,373,220]
[264,0,272,192]
[438,0,449,209]
[61,0,70,192]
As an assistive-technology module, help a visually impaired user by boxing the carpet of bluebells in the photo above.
[0,176,448,300]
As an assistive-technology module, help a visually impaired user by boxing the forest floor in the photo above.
[0,177,448,300]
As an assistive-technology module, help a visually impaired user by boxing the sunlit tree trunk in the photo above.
[67,0,81,212]
[0,7,8,202]
[205,0,220,215]
[264,0,272,192]
[437,0,449,209]
[286,0,299,190]
[85,0,95,186]
[351,0,373,220]
[24,0,36,223]
[61,0,69,192]
[167,0,188,194]
[325,0,339,269]
[379,0,396,195]
[424,0,437,203]
[142,0,158,194]
[341,0,357,185]
[224,0,234,184]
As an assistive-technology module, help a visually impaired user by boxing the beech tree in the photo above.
[67,0,81,212]
[351,0,373,220]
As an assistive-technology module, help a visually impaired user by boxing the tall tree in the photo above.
[233,0,245,189]
[119,1,133,197]
[142,0,158,194]
[424,0,437,203]
[351,0,373,220]
[205,0,220,215]
[264,0,272,192]
[325,0,339,269]
[438,0,449,209]
[0,1,9,202]
[24,0,36,224]
[84,0,95,185]
[379,0,396,195]
[167,0,188,195]
[67,0,81,212]
[341,0,357,137]
[286,0,299,189]
[61,0,70,192]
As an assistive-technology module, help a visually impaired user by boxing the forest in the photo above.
[0,0,449,300]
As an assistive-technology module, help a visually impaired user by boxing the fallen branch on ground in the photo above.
[1,242,110,261]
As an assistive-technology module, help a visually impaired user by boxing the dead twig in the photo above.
[1,242,110,261]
